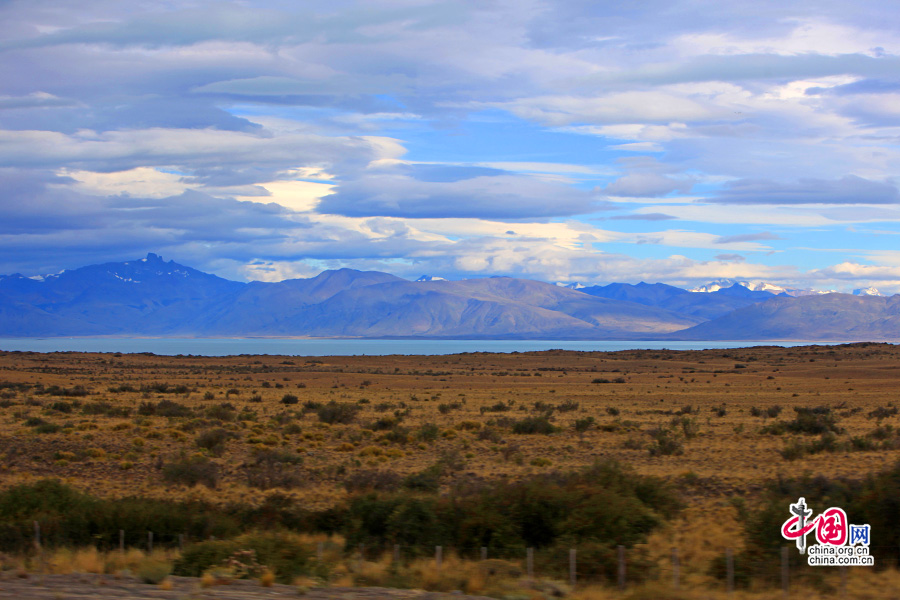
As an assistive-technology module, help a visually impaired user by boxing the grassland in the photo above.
[1,342,899,597]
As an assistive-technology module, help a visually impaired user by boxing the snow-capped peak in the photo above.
[416,275,446,282]
[852,287,882,296]
[556,282,586,289]
[690,279,806,295]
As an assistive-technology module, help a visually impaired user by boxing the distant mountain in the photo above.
[579,281,776,320]
[415,275,446,282]
[0,253,243,336]
[0,254,699,339]
[2,254,897,340]
[669,293,900,341]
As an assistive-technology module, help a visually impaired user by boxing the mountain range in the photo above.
[0,253,896,341]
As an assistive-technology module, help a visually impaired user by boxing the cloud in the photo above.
[715,254,746,261]
[710,176,900,205]
[0,92,76,110]
[0,127,402,186]
[609,212,677,221]
[605,173,694,197]
[316,170,605,219]
[582,53,900,88]
[715,232,782,244]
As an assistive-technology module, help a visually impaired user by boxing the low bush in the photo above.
[195,428,237,456]
[174,531,312,583]
[316,402,359,424]
[162,455,220,488]
[511,416,557,434]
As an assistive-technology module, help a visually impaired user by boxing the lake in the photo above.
[0,338,837,357]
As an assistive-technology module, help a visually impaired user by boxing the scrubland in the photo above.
[0,342,899,598]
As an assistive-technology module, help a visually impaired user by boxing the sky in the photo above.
[2,1,900,292]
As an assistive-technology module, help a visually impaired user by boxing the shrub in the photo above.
[415,423,440,442]
[512,416,558,435]
[786,406,842,435]
[162,456,220,488]
[726,460,900,582]
[243,449,304,490]
[140,383,189,395]
[868,406,898,420]
[81,401,131,417]
[138,400,191,418]
[174,532,312,583]
[437,402,462,414]
[647,427,684,456]
[205,403,236,421]
[401,465,443,492]
[344,470,402,492]
[196,428,236,456]
[341,459,680,571]
[316,402,359,424]
[137,558,172,584]
[280,394,299,405]
[574,417,595,439]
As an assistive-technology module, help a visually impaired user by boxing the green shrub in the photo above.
[786,406,842,434]
[174,532,312,583]
[341,459,680,573]
[137,558,171,584]
[415,423,440,442]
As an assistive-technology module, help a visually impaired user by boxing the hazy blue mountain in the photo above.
[669,293,900,341]
[4,254,895,341]
[579,281,776,320]
[0,255,700,338]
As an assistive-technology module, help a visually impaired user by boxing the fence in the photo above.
[19,520,890,595]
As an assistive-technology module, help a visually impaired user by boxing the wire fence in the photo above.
[14,521,894,595]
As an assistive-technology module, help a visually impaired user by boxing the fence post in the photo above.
[317,541,323,562]
[394,544,400,564]
[481,547,487,561]
[617,545,626,590]
[178,533,184,552]
[781,546,789,599]
[672,547,679,590]
[526,547,534,581]
[358,543,364,572]
[569,548,576,587]
[33,521,40,551]
[436,545,442,570]
[148,531,153,553]
[119,530,125,554]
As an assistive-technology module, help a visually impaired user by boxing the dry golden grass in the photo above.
[2,344,899,595]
